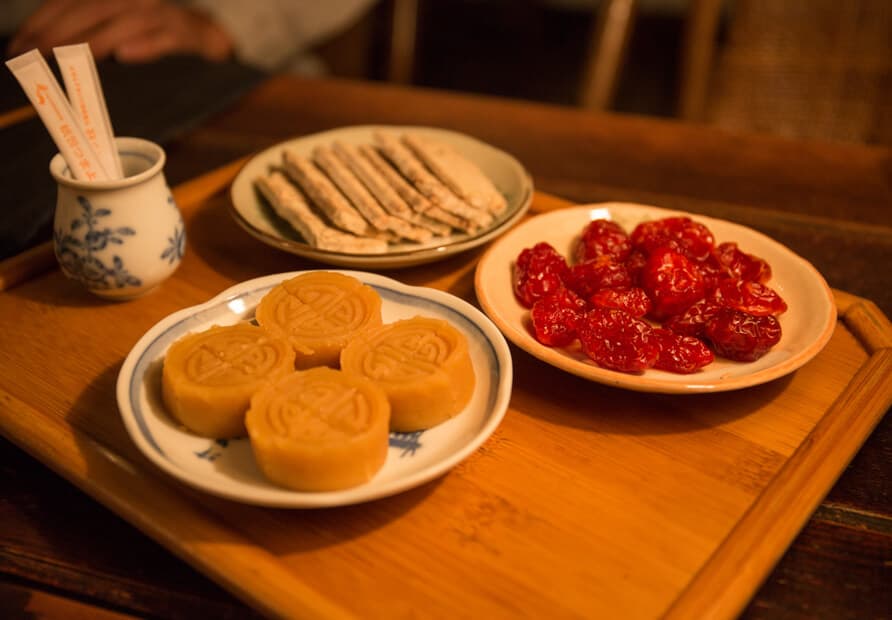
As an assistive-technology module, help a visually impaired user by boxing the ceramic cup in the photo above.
[50,137,185,300]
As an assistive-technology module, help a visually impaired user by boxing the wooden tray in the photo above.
[1,163,890,619]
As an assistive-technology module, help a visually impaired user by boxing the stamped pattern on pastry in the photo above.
[263,379,374,440]
[341,316,476,432]
[255,271,383,368]
[246,367,391,491]
[184,332,288,385]
[359,328,452,380]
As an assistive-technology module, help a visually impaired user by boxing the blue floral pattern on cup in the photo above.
[54,195,142,290]
[160,196,186,264]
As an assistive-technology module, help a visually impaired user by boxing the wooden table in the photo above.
[1,74,890,619]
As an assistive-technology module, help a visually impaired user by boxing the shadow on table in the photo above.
[509,347,793,436]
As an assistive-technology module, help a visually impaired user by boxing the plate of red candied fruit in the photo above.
[474,203,836,393]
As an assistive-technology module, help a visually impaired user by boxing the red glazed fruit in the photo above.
[511,214,786,374]
[574,219,632,264]
[711,242,771,283]
[564,256,632,299]
[530,288,586,347]
[713,279,788,316]
[514,242,569,308]
[578,308,659,372]
[651,327,715,373]
[704,307,782,362]
[631,216,715,262]
[589,287,652,318]
[663,298,723,339]
[640,247,706,320]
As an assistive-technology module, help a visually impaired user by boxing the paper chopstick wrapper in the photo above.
[5,49,110,182]
[53,44,123,179]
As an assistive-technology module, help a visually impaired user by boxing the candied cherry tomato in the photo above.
[589,287,652,317]
[574,219,632,264]
[577,308,658,373]
[513,214,785,372]
[713,279,788,316]
[712,242,772,283]
[640,247,706,320]
[663,298,723,338]
[704,307,782,362]
[631,217,716,262]
[530,288,586,347]
[514,242,569,308]
[564,255,632,298]
[651,327,715,374]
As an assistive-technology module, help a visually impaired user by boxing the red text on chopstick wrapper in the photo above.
[5,49,110,182]
[59,122,99,181]
[66,63,94,134]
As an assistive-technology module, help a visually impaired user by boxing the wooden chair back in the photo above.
[679,0,892,145]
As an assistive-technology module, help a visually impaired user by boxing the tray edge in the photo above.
[664,297,892,620]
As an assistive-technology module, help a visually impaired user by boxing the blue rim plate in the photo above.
[116,270,513,507]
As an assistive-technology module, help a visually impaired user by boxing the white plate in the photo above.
[229,125,534,269]
[116,270,513,507]
[475,203,837,394]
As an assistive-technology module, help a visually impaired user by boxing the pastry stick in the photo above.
[333,141,451,237]
[359,144,476,234]
[282,149,371,237]
[373,131,493,230]
[314,146,432,243]
[255,171,326,245]
[402,132,507,215]
[255,171,388,254]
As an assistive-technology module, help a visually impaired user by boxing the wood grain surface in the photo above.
[0,154,889,617]
[2,75,890,618]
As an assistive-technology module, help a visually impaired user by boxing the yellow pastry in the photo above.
[246,367,391,492]
[255,271,383,368]
[161,323,295,438]
[340,316,476,431]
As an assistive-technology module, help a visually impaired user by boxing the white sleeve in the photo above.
[186,0,378,71]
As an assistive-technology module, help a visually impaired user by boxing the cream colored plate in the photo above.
[229,125,533,269]
[475,203,837,394]
[117,270,512,507]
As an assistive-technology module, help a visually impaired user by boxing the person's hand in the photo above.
[7,0,233,63]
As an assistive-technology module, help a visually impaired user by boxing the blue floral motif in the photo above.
[160,195,186,264]
[162,224,186,263]
[389,431,423,457]
[195,439,229,461]
[192,435,423,463]
[54,195,141,290]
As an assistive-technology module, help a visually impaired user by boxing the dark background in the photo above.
[1,1,694,259]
